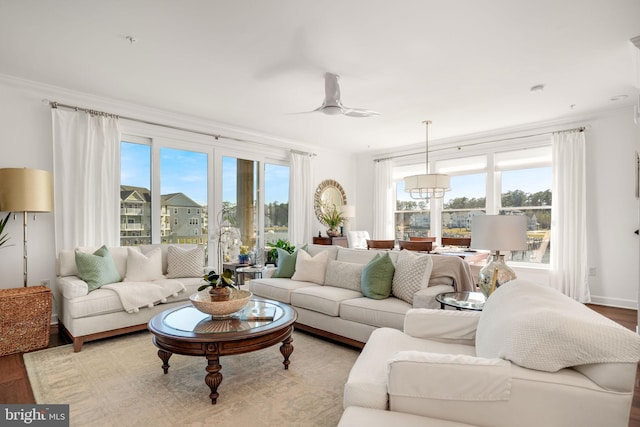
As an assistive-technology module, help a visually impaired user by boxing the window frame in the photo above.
[392,134,552,266]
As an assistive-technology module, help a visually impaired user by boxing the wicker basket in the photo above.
[0,285,52,356]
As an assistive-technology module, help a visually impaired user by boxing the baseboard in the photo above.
[589,295,637,310]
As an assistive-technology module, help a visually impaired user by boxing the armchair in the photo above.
[343,280,640,427]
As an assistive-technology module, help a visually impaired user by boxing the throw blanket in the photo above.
[476,280,640,372]
[429,255,475,292]
[102,279,185,313]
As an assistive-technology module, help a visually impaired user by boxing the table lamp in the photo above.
[471,215,527,297]
[0,168,54,287]
[340,204,356,236]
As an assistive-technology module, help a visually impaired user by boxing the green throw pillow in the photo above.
[361,252,395,299]
[75,245,122,292]
[272,245,307,278]
[272,248,298,278]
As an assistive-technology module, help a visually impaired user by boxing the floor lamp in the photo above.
[0,168,54,287]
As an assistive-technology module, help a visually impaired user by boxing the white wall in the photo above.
[355,106,640,308]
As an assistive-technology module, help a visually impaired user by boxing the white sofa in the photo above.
[341,280,640,427]
[56,244,206,352]
[248,244,475,347]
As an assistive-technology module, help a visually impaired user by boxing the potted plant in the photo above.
[0,212,10,249]
[265,239,295,266]
[198,269,237,301]
[320,204,344,237]
[238,245,250,264]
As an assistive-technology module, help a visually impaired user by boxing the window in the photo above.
[222,156,258,260]
[393,144,552,265]
[120,141,151,246]
[120,130,291,268]
[496,147,552,263]
[160,147,208,245]
[264,163,290,245]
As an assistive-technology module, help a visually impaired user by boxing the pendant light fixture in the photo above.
[403,120,450,199]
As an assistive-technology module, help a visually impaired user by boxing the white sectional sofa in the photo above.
[249,244,475,347]
[56,244,206,352]
[340,280,640,427]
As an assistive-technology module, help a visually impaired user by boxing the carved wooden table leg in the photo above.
[205,353,223,404]
[280,335,294,370]
[158,349,172,374]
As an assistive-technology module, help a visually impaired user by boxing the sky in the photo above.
[120,142,290,205]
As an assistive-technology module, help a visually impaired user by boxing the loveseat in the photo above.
[248,244,475,347]
[340,280,640,427]
[56,244,206,352]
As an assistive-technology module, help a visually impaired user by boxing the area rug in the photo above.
[24,330,360,427]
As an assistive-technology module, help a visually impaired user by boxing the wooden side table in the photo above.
[312,236,348,247]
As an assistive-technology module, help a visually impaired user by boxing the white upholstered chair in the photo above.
[342,280,640,427]
[346,230,370,249]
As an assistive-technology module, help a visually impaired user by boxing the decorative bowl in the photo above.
[190,289,252,317]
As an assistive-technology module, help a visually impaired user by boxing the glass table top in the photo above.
[164,300,284,334]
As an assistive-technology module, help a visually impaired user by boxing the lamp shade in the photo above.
[340,204,356,218]
[403,173,451,199]
[0,168,54,212]
[471,215,527,251]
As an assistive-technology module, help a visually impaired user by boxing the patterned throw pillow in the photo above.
[166,246,204,278]
[124,247,164,282]
[391,250,433,304]
[291,249,329,284]
[324,259,364,291]
[360,253,395,299]
[75,245,122,292]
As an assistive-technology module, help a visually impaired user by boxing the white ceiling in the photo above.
[1,0,639,153]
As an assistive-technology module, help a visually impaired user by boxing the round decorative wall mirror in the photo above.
[314,179,347,226]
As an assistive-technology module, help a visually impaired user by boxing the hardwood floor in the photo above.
[1,307,639,426]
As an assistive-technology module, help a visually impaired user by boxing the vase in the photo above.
[477,254,517,298]
[208,286,231,301]
[239,254,250,264]
[326,228,340,237]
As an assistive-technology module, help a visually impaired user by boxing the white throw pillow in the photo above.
[324,259,364,291]
[124,247,164,282]
[166,245,204,278]
[391,250,433,304]
[291,249,329,284]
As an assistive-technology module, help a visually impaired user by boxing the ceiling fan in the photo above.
[301,72,380,117]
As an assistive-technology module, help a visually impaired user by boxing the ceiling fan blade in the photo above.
[343,108,380,117]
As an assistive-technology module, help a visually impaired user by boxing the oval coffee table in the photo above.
[148,297,297,404]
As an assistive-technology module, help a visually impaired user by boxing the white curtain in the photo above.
[289,152,313,246]
[373,159,395,239]
[52,109,121,252]
[550,129,589,302]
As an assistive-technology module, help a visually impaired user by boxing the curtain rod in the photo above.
[374,125,586,163]
[46,100,316,157]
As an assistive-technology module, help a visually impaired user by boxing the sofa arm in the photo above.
[57,276,89,299]
[413,284,454,309]
[388,351,511,402]
[404,308,480,344]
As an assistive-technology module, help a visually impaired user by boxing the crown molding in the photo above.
[0,73,318,155]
